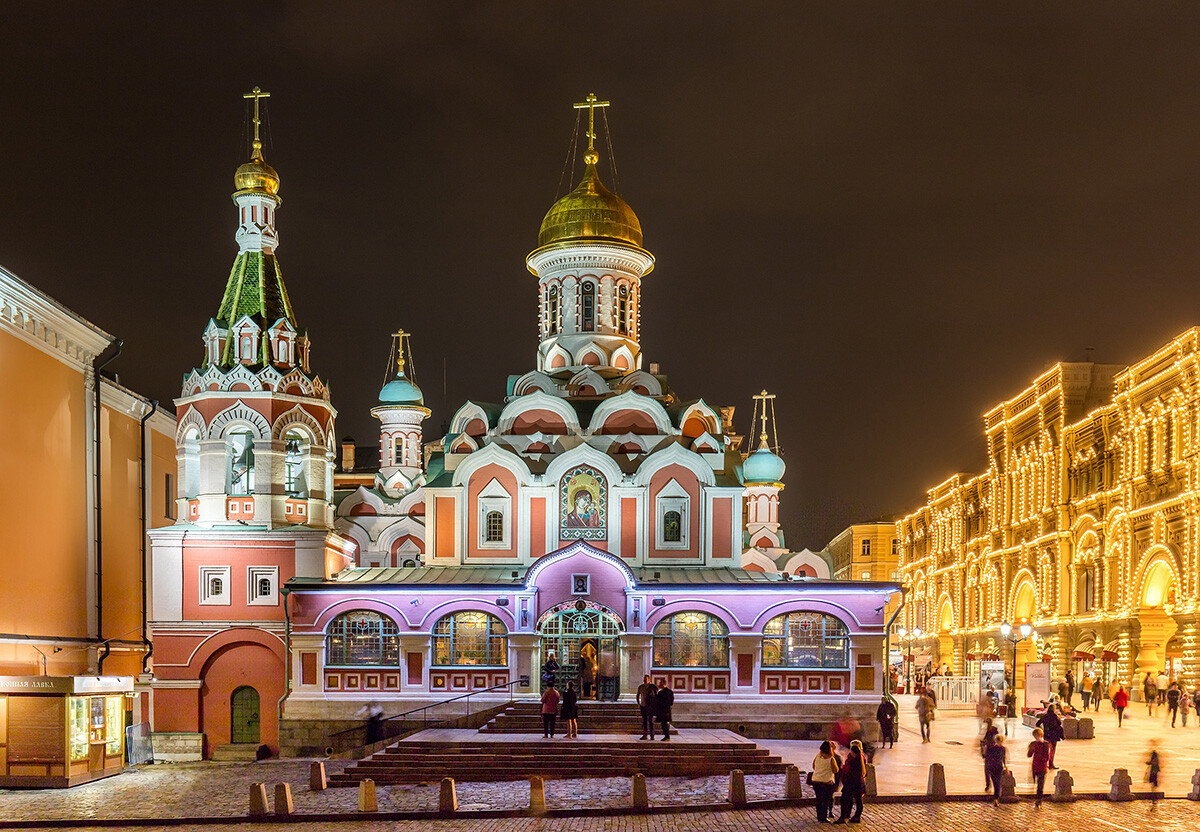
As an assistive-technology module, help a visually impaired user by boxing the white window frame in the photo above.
[248,565,279,606]
[654,478,690,550]
[199,565,231,606]
[477,477,511,549]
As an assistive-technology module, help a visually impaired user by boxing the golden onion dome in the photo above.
[234,143,280,195]
[537,152,642,248]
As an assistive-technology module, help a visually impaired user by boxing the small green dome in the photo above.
[379,377,424,405]
[743,446,786,485]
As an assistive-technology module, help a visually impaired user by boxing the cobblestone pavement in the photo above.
[13,801,1197,832]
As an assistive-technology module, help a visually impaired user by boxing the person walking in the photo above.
[1167,681,1181,727]
[1143,673,1157,716]
[561,680,579,738]
[1146,739,1161,810]
[876,695,897,748]
[636,675,658,739]
[1080,672,1093,710]
[980,720,1000,793]
[1155,670,1169,706]
[1180,685,1191,727]
[1027,727,1051,807]
[835,739,867,824]
[1036,705,1064,768]
[1112,683,1129,727]
[916,688,933,743]
[1002,686,1017,737]
[983,734,1007,806]
[540,681,561,738]
[1193,686,1200,725]
[654,678,674,741]
[541,651,560,689]
[810,740,841,824]
[1065,669,1075,707]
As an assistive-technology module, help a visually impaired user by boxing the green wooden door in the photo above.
[230,686,260,744]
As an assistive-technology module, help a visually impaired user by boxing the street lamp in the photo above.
[897,626,921,693]
[999,620,1034,694]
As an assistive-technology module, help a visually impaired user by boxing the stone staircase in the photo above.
[210,743,260,762]
[480,700,668,734]
[328,734,787,785]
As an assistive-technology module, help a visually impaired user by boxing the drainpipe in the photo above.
[139,400,159,675]
[277,586,292,732]
[883,587,907,709]
[93,338,123,674]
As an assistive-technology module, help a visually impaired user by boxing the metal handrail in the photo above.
[329,677,528,740]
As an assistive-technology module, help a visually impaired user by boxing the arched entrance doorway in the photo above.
[539,601,622,700]
[1136,558,1177,679]
[1011,581,1038,689]
[936,598,955,673]
[230,686,260,745]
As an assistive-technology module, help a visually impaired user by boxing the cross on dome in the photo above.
[243,86,271,151]
[572,92,610,163]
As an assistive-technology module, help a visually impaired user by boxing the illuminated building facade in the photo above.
[898,337,1200,694]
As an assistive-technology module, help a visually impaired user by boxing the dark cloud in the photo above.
[3,3,1200,547]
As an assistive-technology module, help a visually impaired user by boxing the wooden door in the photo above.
[230,686,260,744]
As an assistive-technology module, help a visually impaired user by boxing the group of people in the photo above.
[537,672,675,740]
[1140,671,1199,727]
[810,738,870,823]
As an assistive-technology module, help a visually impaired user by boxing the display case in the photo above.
[0,676,133,788]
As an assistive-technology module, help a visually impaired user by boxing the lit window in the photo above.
[248,565,278,605]
[861,540,871,558]
[761,612,849,668]
[663,510,682,543]
[653,612,729,667]
[861,571,871,581]
[432,612,508,667]
[618,285,629,335]
[581,282,595,332]
[210,576,223,596]
[228,430,255,496]
[199,565,230,606]
[284,429,307,497]
[548,286,560,335]
[485,510,504,543]
[325,610,401,666]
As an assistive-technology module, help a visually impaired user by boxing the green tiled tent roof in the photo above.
[213,251,299,367]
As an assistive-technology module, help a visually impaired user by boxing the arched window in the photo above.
[581,282,595,332]
[762,612,849,668]
[1078,567,1095,612]
[653,612,729,667]
[182,427,200,498]
[662,510,682,543]
[484,510,504,543]
[284,429,308,497]
[547,286,560,335]
[228,430,255,496]
[325,610,401,666]
[618,284,629,335]
[432,612,508,667]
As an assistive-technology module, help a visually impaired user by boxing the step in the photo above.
[210,743,260,762]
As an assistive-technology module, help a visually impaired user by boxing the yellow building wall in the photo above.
[0,333,89,675]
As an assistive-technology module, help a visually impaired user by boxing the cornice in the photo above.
[527,243,654,277]
[0,263,114,372]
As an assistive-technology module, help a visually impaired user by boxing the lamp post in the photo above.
[999,620,1034,695]
[897,626,921,693]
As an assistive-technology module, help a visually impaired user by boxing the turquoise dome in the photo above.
[379,377,424,405]
[743,446,786,485]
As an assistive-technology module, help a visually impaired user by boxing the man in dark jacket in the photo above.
[1035,705,1064,768]
[654,678,674,741]
[637,675,658,739]
[876,696,897,748]
[1167,681,1182,727]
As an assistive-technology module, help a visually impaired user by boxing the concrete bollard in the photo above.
[632,773,649,810]
[309,760,327,791]
[358,778,378,812]
[528,776,547,816]
[248,783,269,817]
[1051,769,1075,803]
[1188,769,1200,801]
[999,770,1018,803]
[784,765,803,801]
[926,763,947,797]
[865,763,877,798]
[1108,768,1133,802]
[439,777,458,815]
[274,783,294,816]
[728,769,747,806]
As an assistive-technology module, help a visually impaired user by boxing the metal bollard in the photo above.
[274,782,294,815]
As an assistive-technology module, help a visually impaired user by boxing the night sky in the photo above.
[5,4,1200,549]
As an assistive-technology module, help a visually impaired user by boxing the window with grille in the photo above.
[548,286,560,335]
[581,282,595,332]
[325,610,401,666]
[228,430,255,495]
[618,285,629,335]
[432,612,508,667]
[861,539,871,557]
[662,510,682,543]
[761,612,849,668]
[210,576,223,596]
[653,612,729,667]
[284,429,307,497]
[485,510,504,543]
[199,565,230,605]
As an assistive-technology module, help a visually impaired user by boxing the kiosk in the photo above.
[0,676,133,788]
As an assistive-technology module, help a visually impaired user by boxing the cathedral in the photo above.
[146,91,895,760]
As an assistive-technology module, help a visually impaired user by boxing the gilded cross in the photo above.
[753,389,776,446]
[573,93,611,153]
[393,329,409,375]
[243,86,271,146]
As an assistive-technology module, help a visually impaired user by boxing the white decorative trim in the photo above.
[477,478,511,550]
[247,565,279,606]
[208,402,272,440]
[0,263,114,371]
[199,565,231,606]
[589,390,673,435]
[655,478,690,550]
[497,390,581,435]
[634,442,717,487]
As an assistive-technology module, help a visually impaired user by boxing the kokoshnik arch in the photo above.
[146,90,896,760]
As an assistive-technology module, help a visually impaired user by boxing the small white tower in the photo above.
[371,330,430,496]
[743,390,787,552]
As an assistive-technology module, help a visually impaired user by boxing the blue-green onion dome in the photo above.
[379,377,424,405]
[743,445,786,485]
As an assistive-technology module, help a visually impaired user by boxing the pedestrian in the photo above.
[1165,680,1181,727]
[1143,673,1157,716]
[654,678,674,741]
[1057,678,1069,703]
[1036,704,1063,769]
[1113,683,1129,727]
[1146,739,1161,809]
[1002,686,1017,737]
[980,720,1000,792]
[835,739,867,824]
[636,674,658,739]
[1180,686,1191,727]
[876,695,897,748]
[916,688,933,743]
[810,740,841,824]
[1027,727,1051,807]
[540,680,560,738]
[541,650,560,689]
[983,734,1007,806]
[357,701,385,744]
[1093,674,1105,711]
[1080,671,1093,710]
[976,691,996,737]
[1065,669,1075,707]
[1193,686,1200,726]
[561,680,579,738]
[1155,669,1169,706]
